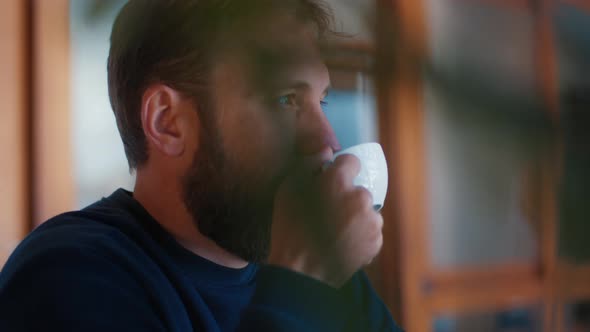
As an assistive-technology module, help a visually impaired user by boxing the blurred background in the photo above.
[0,0,589,331]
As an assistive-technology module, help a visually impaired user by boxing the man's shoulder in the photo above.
[30,200,138,246]
[0,202,194,332]
[1,199,152,281]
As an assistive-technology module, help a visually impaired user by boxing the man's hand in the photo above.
[268,148,384,288]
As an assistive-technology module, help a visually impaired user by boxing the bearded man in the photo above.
[0,1,402,331]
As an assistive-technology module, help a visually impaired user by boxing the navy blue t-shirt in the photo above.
[0,189,402,331]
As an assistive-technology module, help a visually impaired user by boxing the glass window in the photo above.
[324,70,377,150]
[70,0,132,208]
[424,0,541,267]
[322,0,378,149]
[555,3,590,264]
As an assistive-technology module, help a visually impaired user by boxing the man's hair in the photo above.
[108,0,333,169]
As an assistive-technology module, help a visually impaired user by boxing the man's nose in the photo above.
[295,106,341,155]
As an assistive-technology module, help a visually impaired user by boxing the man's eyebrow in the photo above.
[281,81,331,96]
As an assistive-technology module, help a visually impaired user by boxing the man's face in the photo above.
[182,15,340,262]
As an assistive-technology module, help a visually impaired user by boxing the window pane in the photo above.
[322,0,377,149]
[424,0,542,267]
[70,0,132,208]
[555,3,590,264]
[427,0,537,101]
[324,71,377,149]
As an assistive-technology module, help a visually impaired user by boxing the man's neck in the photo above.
[133,171,248,269]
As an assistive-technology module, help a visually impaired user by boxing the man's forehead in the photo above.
[233,20,325,89]
[249,39,319,73]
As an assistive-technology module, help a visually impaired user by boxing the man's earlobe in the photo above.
[141,85,187,158]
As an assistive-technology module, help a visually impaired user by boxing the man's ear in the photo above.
[140,84,195,158]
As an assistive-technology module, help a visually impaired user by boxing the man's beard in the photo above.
[181,125,278,263]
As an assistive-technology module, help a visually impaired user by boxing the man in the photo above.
[0,1,401,331]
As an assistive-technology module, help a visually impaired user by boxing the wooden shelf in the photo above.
[453,0,532,11]
[557,262,590,301]
[428,276,544,315]
[425,263,543,314]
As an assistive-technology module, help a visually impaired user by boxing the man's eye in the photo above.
[277,94,297,108]
[320,100,328,110]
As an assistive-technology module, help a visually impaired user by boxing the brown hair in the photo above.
[107,0,334,169]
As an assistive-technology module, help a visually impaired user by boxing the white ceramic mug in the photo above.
[332,142,388,211]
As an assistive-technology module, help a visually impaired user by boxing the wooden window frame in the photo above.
[0,0,29,266]
[376,0,590,331]
[31,0,75,226]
